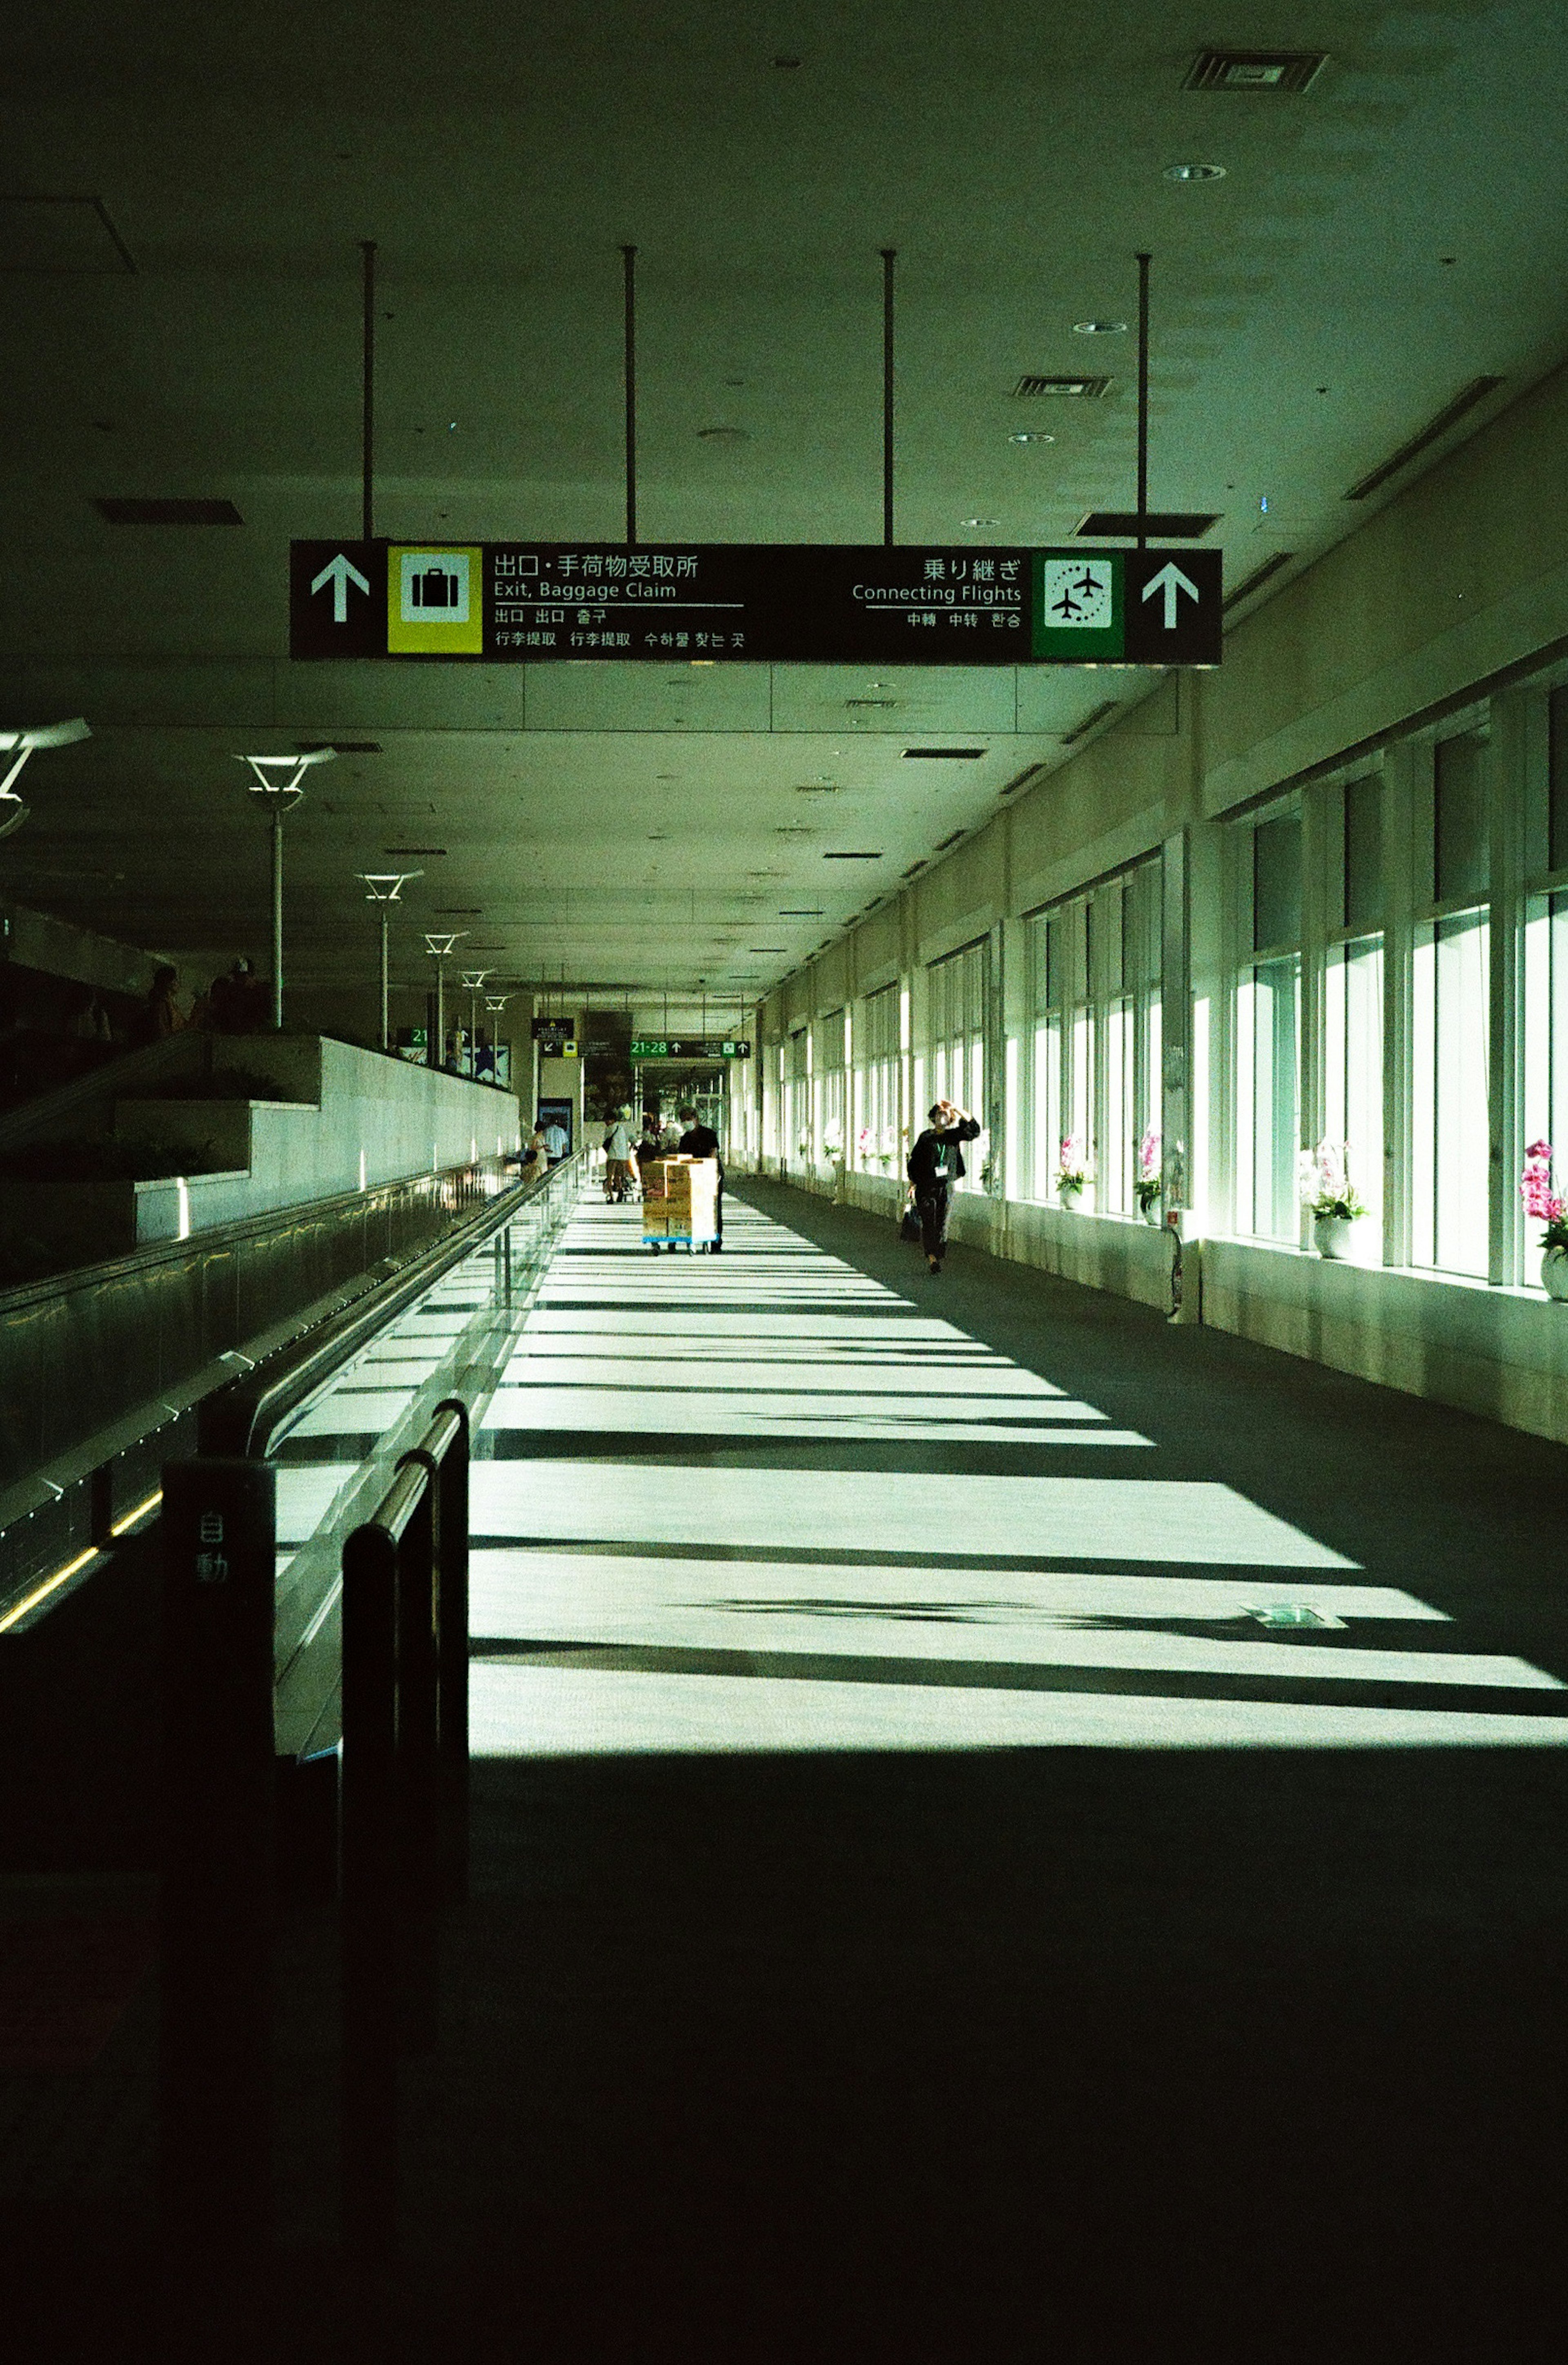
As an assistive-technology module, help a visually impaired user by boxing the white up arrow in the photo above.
[1140,560,1200,630]
[310,552,371,624]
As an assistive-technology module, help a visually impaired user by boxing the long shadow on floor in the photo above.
[387,1746,1568,2361]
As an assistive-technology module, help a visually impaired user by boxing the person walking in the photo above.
[905,1099,980,1275]
[676,1103,724,1251]
[602,1106,635,1201]
[541,1114,568,1167]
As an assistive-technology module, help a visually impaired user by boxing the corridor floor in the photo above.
[382,1181,1568,2360]
[469,1193,1568,1750]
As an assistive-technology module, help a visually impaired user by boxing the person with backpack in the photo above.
[905,1099,980,1275]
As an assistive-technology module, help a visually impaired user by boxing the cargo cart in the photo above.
[641,1155,719,1252]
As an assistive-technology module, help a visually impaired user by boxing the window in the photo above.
[1235,810,1302,1240]
[1027,865,1160,1211]
[785,1028,809,1164]
[1324,777,1385,1240]
[927,940,988,1188]
[1521,704,1568,1283]
[857,984,901,1170]
[815,1008,846,1157]
[1411,735,1491,1277]
[1027,911,1064,1200]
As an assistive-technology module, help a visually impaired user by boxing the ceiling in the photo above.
[2,0,1566,1005]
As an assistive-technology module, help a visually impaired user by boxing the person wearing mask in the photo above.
[602,1106,635,1201]
[676,1102,724,1252]
[905,1098,980,1275]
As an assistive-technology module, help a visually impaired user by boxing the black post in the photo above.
[395,1479,440,2057]
[434,1403,470,1903]
[341,1517,401,2263]
[621,243,638,546]
[159,1458,278,2263]
[1136,250,1151,550]
[880,247,897,546]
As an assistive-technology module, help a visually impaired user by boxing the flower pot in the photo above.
[1059,1182,1092,1214]
[1313,1214,1358,1260]
[1138,1199,1162,1227]
[1543,1248,1568,1301]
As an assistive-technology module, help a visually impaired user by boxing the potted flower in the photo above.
[1299,1139,1367,1259]
[1520,1140,1568,1298]
[1057,1135,1091,1211]
[1134,1129,1162,1225]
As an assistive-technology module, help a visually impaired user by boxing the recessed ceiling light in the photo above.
[1008,430,1056,445]
[1073,321,1128,336]
[962,517,999,528]
[1163,161,1227,182]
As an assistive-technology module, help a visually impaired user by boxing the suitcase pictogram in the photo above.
[410,565,460,609]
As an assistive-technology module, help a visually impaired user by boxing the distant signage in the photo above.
[631,1037,752,1060]
[290,542,1223,666]
[532,1018,578,1056]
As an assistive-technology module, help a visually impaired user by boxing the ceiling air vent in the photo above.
[95,497,243,525]
[933,830,967,853]
[1077,510,1219,539]
[1184,50,1327,93]
[901,859,929,879]
[298,739,382,755]
[1061,701,1119,746]
[1000,763,1047,798]
[1223,552,1296,612]
[1013,374,1111,399]
[385,846,447,856]
[901,747,986,761]
[823,851,883,861]
[1344,377,1506,502]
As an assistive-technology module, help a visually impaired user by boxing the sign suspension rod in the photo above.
[360,239,377,544]
[880,247,897,547]
[1136,250,1151,552]
[621,243,638,548]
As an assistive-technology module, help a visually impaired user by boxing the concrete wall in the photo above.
[4,1033,519,1258]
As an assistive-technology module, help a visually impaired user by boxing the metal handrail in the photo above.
[199,1148,584,1459]
[340,1397,470,2262]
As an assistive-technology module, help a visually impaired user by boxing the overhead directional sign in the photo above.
[289,542,1222,666]
[631,1037,752,1060]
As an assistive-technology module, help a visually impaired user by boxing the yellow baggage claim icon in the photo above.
[388,546,483,654]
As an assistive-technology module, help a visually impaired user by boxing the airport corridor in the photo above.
[372,1181,1568,2358]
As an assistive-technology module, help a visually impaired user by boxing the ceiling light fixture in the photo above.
[0,715,90,842]
[359,870,423,1049]
[1072,321,1128,336]
[1163,161,1227,182]
[234,747,335,1027]
[1008,430,1056,445]
[962,517,999,528]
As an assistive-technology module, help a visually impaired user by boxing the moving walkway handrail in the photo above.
[340,1398,470,2263]
[198,1147,584,1458]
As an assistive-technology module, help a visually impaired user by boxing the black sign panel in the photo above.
[631,1037,752,1060]
[289,542,1223,666]
[290,541,381,659]
[1123,549,1224,667]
